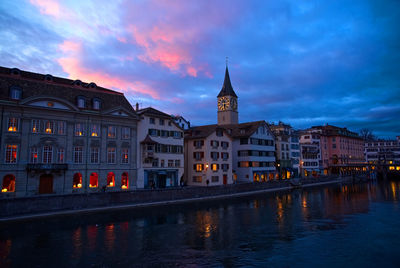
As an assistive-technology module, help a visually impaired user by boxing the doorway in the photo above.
[223,174,227,185]
[158,174,166,188]
[39,174,53,194]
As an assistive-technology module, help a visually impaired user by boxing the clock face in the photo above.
[231,97,237,111]
[218,97,230,111]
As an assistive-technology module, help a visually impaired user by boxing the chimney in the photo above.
[135,102,139,111]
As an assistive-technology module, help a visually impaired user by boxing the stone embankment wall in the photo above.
[0,176,358,218]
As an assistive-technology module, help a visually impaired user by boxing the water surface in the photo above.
[1,180,400,267]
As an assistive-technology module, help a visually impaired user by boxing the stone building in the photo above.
[0,66,138,197]
[136,107,184,189]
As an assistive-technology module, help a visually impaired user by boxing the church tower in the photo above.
[217,66,238,125]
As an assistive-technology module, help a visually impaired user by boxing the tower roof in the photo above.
[217,67,237,98]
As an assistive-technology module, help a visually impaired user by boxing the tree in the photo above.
[359,128,376,141]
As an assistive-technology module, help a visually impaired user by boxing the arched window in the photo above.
[89,173,98,188]
[121,172,129,189]
[2,174,15,192]
[73,173,82,188]
[107,172,115,187]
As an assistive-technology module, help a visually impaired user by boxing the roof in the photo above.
[136,107,172,119]
[185,120,270,140]
[309,124,362,139]
[217,67,238,98]
[0,66,135,113]
[140,134,158,144]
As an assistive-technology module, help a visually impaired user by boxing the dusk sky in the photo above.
[1,0,399,138]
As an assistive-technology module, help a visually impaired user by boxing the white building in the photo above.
[184,126,233,186]
[172,115,191,130]
[365,138,400,165]
[299,130,322,177]
[136,107,184,189]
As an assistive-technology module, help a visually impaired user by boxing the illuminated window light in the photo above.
[1,189,7,193]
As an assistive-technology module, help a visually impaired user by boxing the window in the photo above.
[107,147,116,164]
[216,129,223,137]
[121,172,129,189]
[193,176,202,183]
[2,174,16,193]
[77,97,86,108]
[73,173,82,188]
[222,152,229,160]
[222,164,229,171]
[90,147,99,164]
[42,145,53,163]
[75,123,85,136]
[57,148,65,163]
[149,129,158,136]
[29,147,38,163]
[333,144,337,149]
[107,172,115,187]
[211,140,219,148]
[149,117,155,124]
[211,163,219,171]
[240,138,248,145]
[92,99,101,110]
[152,158,158,167]
[221,141,229,149]
[44,120,54,134]
[7,118,18,132]
[89,173,98,188]
[91,124,100,137]
[168,160,174,167]
[122,127,130,139]
[74,147,83,163]
[108,126,116,138]
[212,176,219,183]
[159,119,164,125]
[160,159,164,167]
[161,130,168,137]
[32,119,40,133]
[175,159,180,167]
[193,140,204,148]
[10,87,22,100]
[211,152,219,160]
[193,152,204,160]
[194,164,204,172]
[58,121,66,135]
[121,148,129,164]
[5,145,17,163]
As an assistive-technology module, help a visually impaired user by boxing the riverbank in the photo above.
[0,176,363,222]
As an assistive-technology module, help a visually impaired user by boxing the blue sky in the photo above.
[0,0,399,138]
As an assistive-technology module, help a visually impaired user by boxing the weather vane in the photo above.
[226,56,228,67]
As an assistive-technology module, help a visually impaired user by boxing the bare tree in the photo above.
[359,128,376,141]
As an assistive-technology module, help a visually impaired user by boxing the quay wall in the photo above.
[0,176,358,218]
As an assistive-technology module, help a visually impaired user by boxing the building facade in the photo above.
[365,138,400,166]
[136,107,184,189]
[0,67,138,197]
[299,130,322,177]
[171,115,191,130]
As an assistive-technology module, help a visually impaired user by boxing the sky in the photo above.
[0,0,399,138]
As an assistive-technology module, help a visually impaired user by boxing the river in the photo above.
[1,180,400,267]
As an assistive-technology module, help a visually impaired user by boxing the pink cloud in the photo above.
[57,40,160,99]
[29,0,64,18]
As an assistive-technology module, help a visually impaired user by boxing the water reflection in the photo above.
[1,180,400,267]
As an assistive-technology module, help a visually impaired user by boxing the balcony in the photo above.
[26,164,68,172]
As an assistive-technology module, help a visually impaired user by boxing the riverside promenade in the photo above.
[0,176,364,222]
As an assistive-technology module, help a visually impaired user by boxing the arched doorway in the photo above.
[39,174,53,194]
[89,173,98,188]
[2,174,16,192]
[121,172,129,189]
[107,172,115,187]
[73,173,83,188]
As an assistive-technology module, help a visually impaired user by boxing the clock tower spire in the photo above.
[217,64,238,125]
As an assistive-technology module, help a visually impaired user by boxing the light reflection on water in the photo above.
[1,180,400,267]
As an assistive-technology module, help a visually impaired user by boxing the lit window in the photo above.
[42,146,53,163]
[74,147,83,163]
[44,120,54,134]
[5,145,17,163]
[192,176,202,182]
[30,147,38,163]
[91,124,100,137]
[73,173,82,188]
[57,148,65,163]
[2,174,16,193]
[107,147,116,164]
[121,148,129,164]
[75,123,85,136]
[58,121,66,135]
[121,172,129,189]
[7,118,18,132]
[195,164,203,172]
[90,147,99,164]
[107,172,115,187]
[211,164,219,171]
[32,119,40,133]
[122,127,130,139]
[108,126,116,138]
[89,173,98,188]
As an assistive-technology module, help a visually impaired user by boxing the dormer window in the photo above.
[10,86,22,100]
[77,96,86,108]
[73,80,82,86]
[10,68,20,75]
[44,74,53,81]
[92,98,101,110]
[88,82,97,89]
